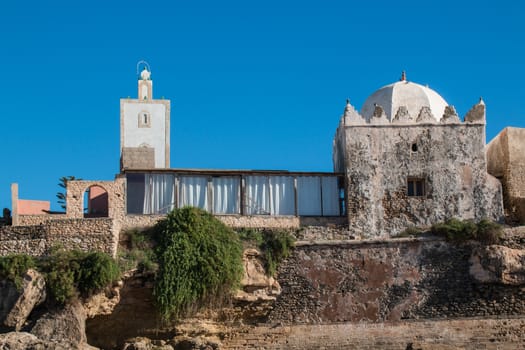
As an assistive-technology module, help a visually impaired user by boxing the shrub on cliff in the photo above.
[0,254,36,289]
[152,207,243,320]
[431,218,502,244]
[39,248,120,304]
[118,228,158,273]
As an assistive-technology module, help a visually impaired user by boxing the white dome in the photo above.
[361,78,448,122]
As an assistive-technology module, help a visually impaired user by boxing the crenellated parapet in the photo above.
[337,99,486,127]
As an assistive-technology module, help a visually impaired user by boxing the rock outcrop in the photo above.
[0,268,46,330]
[31,300,90,349]
[0,331,67,350]
[83,281,122,318]
[234,249,281,302]
[469,244,525,285]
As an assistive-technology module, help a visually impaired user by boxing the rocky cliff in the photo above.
[2,228,525,349]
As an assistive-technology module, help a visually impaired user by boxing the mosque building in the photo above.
[12,67,519,238]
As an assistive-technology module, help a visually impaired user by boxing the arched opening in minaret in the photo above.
[83,185,109,218]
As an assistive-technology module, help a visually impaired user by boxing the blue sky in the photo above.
[1,0,524,211]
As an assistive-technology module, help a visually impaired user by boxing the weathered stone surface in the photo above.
[465,99,486,123]
[222,318,525,349]
[415,106,436,124]
[122,337,174,350]
[487,127,525,224]
[441,105,460,123]
[31,301,87,349]
[333,121,503,238]
[83,281,122,318]
[0,331,68,350]
[392,106,412,123]
[169,336,221,350]
[370,105,389,125]
[1,269,46,330]
[469,244,525,285]
[234,249,281,302]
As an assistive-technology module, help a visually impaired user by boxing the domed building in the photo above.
[333,73,503,238]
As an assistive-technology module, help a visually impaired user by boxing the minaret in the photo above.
[120,65,171,170]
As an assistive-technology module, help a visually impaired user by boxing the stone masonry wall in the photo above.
[0,218,116,256]
[268,235,525,324]
[223,318,525,349]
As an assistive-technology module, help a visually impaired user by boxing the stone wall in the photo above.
[18,214,67,226]
[0,219,116,257]
[268,236,525,324]
[337,122,503,238]
[487,127,525,224]
[223,318,525,349]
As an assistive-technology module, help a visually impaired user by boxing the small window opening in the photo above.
[411,143,418,152]
[407,178,425,197]
[138,111,151,128]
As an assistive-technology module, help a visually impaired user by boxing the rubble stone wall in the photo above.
[268,235,525,324]
[0,219,116,256]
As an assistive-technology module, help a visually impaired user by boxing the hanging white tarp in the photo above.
[143,174,175,214]
[179,176,209,211]
[212,177,240,214]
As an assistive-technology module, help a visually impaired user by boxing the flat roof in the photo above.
[121,168,343,177]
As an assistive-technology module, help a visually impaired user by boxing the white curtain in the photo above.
[321,177,340,216]
[245,176,270,214]
[212,177,240,214]
[269,176,295,215]
[143,174,175,214]
[179,176,209,210]
[297,176,322,216]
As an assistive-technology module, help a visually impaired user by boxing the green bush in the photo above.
[152,207,243,320]
[118,229,158,273]
[431,218,502,244]
[259,230,295,276]
[0,254,36,289]
[475,219,503,245]
[39,247,120,304]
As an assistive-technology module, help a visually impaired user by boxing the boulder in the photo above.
[31,300,88,349]
[469,245,525,285]
[234,249,281,302]
[0,268,46,330]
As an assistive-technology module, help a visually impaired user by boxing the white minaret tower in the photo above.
[120,63,170,170]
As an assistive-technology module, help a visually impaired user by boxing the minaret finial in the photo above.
[400,71,406,81]
[346,98,350,105]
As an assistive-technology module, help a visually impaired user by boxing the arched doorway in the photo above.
[83,185,109,218]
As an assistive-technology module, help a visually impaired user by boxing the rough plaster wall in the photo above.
[344,124,503,238]
[121,147,155,170]
[268,237,525,325]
